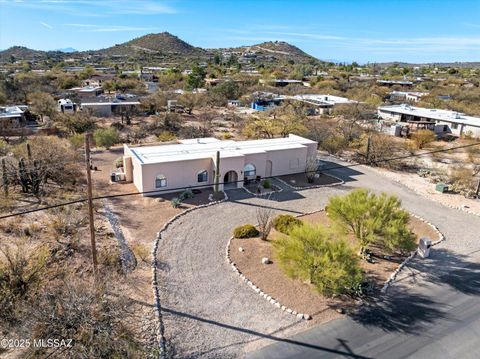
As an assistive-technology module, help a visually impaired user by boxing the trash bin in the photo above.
[436,183,449,193]
[418,237,432,258]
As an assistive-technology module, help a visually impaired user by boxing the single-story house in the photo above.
[389,91,428,103]
[122,134,318,195]
[70,85,104,98]
[292,94,357,114]
[81,94,141,117]
[0,105,28,129]
[378,104,480,138]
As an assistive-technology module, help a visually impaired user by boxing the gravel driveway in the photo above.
[156,157,480,358]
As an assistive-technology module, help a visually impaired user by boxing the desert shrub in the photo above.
[233,224,259,238]
[157,130,177,142]
[132,243,150,264]
[171,197,181,208]
[326,189,417,256]
[262,179,271,189]
[223,132,234,140]
[98,246,122,271]
[273,223,363,296]
[93,128,120,150]
[28,277,147,358]
[256,208,273,240]
[411,129,436,149]
[179,188,194,201]
[273,214,303,234]
[0,241,50,323]
[114,157,123,168]
[69,133,84,149]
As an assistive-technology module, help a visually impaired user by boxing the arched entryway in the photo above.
[223,170,238,189]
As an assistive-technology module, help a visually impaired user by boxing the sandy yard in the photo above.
[229,211,441,323]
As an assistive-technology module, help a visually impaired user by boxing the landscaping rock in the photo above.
[336,308,345,314]
[304,314,312,320]
[238,247,244,252]
[261,257,271,264]
[296,313,304,320]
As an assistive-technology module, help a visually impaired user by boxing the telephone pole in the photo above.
[84,133,98,276]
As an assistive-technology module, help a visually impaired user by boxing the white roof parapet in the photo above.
[126,134,316,165]
[378,104,480,127]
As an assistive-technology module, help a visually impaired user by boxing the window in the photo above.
[197,170,208,183]
[155,174,167,188]
[244,163,256,177]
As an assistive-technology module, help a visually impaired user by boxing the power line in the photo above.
[1,140,479,220]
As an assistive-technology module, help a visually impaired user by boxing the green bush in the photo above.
[93,128,120,150]
[262,179,271,189]
[326,189,417,256]
[171,197,181,208]
[179,188,194,201]
[273,223,364,296]
[233,224,259,238]
[69,133,84,149]
[273,214,303,234]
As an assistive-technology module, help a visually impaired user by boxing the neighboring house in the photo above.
[227,99,241,107]
[70,85,104,98]
[292,94,357,114]
[122,134,318,195]
[0,105,27,128]
[378,104,480,137]
[389,91,428,103]
[377,80,414,87]
[57,99,78,113]
[81,95,141,117]
[259,79,304,87]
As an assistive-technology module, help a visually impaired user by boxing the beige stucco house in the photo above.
[123,134,318,195]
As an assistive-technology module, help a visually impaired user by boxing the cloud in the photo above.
[40,21,53,29]
[2,0,177,16]
[64,23,159,32]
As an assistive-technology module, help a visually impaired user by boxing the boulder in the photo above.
[261,257,271,264]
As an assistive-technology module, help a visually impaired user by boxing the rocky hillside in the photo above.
[90,32,207,58]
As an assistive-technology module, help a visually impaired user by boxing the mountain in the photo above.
[223,41,319,64]
[56,47,77,53]
[90,32,207,58]
[0,46,47,62]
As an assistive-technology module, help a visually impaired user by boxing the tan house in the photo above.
[122,134,318,195]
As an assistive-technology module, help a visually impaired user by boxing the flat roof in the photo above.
[378,104,480,127]
[126,134,316,165]
[81,101,141,106]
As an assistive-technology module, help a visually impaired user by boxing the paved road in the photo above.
[247,158,480,359]
[156,156,480,358]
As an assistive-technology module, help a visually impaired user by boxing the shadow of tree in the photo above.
[408,248,480,295]
[347,290,447,334]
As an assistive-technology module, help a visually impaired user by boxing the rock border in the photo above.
[151,191,229,359]
[226,208,446,319]
[225,209,324,321]
[275,173,344,191]
[381,213,445,293]
[242,184,283,197]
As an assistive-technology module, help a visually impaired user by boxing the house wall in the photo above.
[243,152,268,179]
[83,105,112,117]
[266,147,309,176]
[140,158,215,194]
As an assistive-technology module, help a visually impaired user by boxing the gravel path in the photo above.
[156,157,480,358]
[103,199,137,272]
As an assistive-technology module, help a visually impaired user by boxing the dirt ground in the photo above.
[277,172,342,187]
[230,211,441,322]
[90,146,223,307]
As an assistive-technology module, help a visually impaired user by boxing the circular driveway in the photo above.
[156,158,480,358]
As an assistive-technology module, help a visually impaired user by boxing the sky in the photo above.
[1,0,480,63]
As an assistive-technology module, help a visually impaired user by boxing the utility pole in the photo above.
[2,158,8,197]
[365,135,372,164]
[214,150,220,194]
[84,133,98,276]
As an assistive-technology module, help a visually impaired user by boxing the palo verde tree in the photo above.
[273,223,363,296]
[326,189,417,257]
